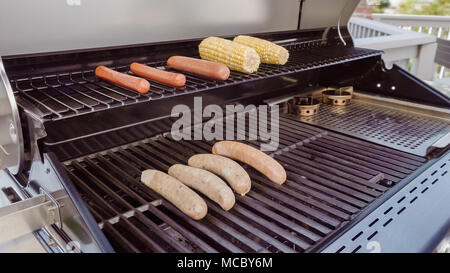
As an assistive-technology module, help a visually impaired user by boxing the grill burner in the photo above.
[322,86,353,106]
[64,117,425,253]
[288,96,320,116]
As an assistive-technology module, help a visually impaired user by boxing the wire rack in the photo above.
[9,42,380,121]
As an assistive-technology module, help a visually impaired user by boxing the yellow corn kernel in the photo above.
[199,37,260,73]
[233,35,289,65]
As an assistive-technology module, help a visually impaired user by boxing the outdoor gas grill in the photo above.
[0,0,449,253]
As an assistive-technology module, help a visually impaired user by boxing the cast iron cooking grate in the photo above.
[294,101,450,156]
[64,117,425,253]
[9,43,380,122]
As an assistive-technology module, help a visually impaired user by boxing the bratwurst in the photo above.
[168,164,235,211]
[188,154,251,196]
[141,169,207,220]
[212,141,286,185]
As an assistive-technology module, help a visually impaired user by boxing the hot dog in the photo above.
[141,169,207,220]
[167,56,230,81]
[168,164,235,211]
[188,154,251,196]
[212,141,287,185]
[95,65,150,94]
[130,62,186,87]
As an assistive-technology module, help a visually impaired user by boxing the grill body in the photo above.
[0,6,449,252]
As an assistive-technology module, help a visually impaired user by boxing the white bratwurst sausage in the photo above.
[188,154,251,196]
[141,169,207,220]
[168,164,235,211]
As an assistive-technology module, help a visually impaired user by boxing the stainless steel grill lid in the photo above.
[0,0,359,56]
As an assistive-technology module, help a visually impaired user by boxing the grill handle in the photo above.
[0,189,68,244]
[431,132,450,150]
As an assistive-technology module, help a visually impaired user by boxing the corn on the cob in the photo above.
[199,37,260,73]
[233,35,289,65]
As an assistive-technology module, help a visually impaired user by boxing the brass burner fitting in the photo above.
[288,96,320,116]
[322,86,353,106]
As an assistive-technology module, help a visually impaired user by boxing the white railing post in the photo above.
[416,42,438,80]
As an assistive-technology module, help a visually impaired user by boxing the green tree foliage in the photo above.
[421,0,450,15]
[398,0,450,16]
[374,0,391,13]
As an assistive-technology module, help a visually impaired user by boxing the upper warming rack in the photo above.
[8,41,380,122]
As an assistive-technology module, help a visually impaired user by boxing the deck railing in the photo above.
[349,16,438,80]
[372,14,450,39]
[372,14,450,80]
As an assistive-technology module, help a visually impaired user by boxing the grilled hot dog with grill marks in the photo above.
[95,65,150,94]
[167,56,230,81]
[130,62,186,87]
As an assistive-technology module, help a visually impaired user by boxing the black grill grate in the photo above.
[64,117,425,253]
[10,44,379,121]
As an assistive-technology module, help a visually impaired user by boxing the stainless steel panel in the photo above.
[0,170,47,252]
[25,154,112,252]
[0,191,67,243]
[0,59,23,174]
[322,151,450,253]
[287,94,450,156]
[0,0,300,56]
[300,0,360,30]
[0,233,46,253]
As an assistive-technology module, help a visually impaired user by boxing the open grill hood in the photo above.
[0,0,360,56]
